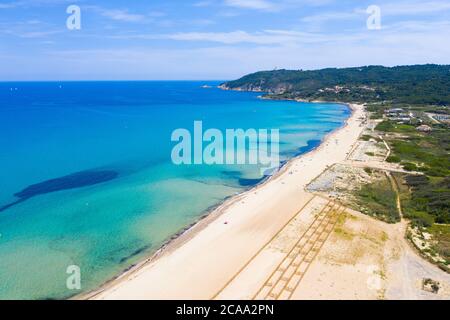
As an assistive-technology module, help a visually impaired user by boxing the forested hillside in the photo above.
[221,65,450,105]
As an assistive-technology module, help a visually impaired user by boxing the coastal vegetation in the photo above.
[380,116,449,268]
[378,123,449,225]
[355,175,400,223]
[358,116,449,268]
[428,224,450,265]
[360,134,374,141]
[224,64,449,270]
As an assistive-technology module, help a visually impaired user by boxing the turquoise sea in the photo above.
[0,81,350,299]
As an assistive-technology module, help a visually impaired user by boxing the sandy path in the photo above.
[385,221,450,299]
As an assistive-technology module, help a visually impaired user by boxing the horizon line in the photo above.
[0,79,229,83]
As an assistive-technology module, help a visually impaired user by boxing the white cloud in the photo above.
[106,17,450,47]
[224,0,275,10]
[223,0,334,12]
[0,3,17,9]
[84,6,158,23]
[167,31,274,44]
[300,11,359,24]
[100,9,146,22]
[1,28,61,38]
[193,0,214,7]
[25,25,449,80]
[166,30,297,44]
[382,1,450,15]
[191,19,216,26]
[0,0,78,9]
[161,29,356,45]
[299,1,450,28]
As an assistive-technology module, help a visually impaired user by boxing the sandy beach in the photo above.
[82,103,372,300]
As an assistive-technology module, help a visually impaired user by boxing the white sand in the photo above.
[89,104,366,300]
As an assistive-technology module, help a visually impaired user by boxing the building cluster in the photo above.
[431,113,450,123]
[384,108,414,123]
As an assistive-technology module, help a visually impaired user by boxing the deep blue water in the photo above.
[0,81,350,299]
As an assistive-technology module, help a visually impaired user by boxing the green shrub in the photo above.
[402,162,418,171]
[406,210,435,227]
[404,175,450,224]
[422,166,449,177]
[395,124,416,133]
[356,178,400,223]
[375,121,394,132]
[387,155,401,163]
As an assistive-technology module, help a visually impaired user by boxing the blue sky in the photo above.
[1,0,450,80]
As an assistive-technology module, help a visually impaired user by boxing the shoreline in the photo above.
[80,101,362,300]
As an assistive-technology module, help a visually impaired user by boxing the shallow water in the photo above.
[0,81,350,299]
